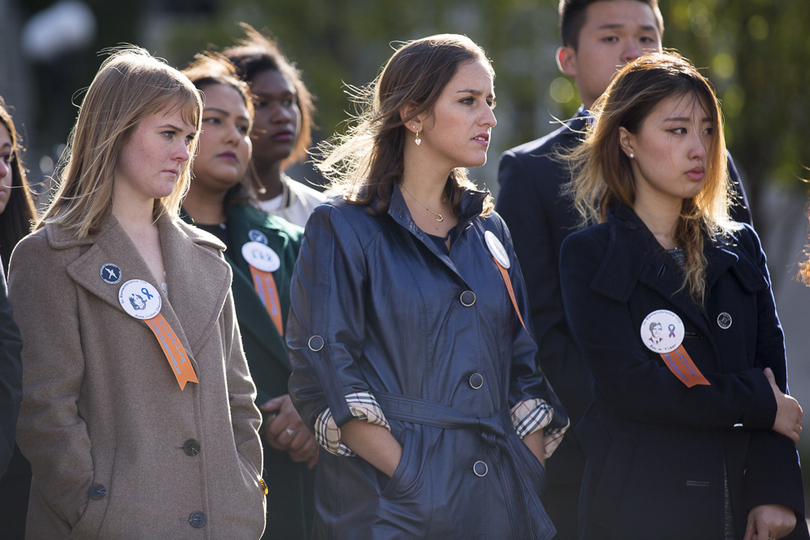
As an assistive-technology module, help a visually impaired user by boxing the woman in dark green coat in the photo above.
[181,53,316,540]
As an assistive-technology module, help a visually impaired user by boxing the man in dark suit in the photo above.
[496,1,751,538]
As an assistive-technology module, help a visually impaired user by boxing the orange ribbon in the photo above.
[659,345,710,387]
[248,265,284,336]
[493,258,532,339]
[145,313,198,390]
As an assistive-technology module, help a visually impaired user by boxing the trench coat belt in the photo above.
[375,391,544,539]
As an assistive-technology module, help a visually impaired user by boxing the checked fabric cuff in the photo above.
[511,398,569,458]
[315,391,390,457]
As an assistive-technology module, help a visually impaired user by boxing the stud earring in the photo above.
[414,126,421,146]
[629,153,634,159]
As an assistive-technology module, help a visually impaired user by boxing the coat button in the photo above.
[625,221,637,230]
[308,335,324,351]
[88,484,107,500]
[469,373,484,389]
[189,511,207,528]
[472,460,488,477]
[717,312,732,329]
[183,439,201,456]
[460,290,476,307]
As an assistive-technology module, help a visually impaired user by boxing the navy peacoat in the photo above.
[287,186,568,539]
[496,109,755,492]
[559,203,808,540]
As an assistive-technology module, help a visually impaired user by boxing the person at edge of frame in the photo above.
[0,97,36,540]
[495,2,752,537]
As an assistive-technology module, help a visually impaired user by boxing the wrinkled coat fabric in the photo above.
[560,203,808,540]
[287,186,567,539]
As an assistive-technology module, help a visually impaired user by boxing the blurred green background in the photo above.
[8,0,810,220]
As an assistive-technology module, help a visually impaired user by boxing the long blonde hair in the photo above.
[564,52,736,303]
[39,47,202,236]
[316,34,494,217]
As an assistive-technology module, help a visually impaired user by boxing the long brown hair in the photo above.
[316,34,494,216]
[564,52,735,303]
[0,98,37,271]
[38,47,202,237]
[222,23,315,171]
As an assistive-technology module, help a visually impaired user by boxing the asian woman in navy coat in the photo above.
[286,35,568,539]
[560,53,807,540]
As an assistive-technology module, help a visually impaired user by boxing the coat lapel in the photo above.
[159,214,232,354]
[63,214,232,364]
[65,216,159,315]
[590,205,714,339]
[225,206,291,369]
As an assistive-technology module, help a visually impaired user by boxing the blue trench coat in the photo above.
[287,186,568,539]
[560,203,808,540]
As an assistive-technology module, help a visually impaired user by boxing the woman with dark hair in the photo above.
[181,53,316,540]
[0,99,36,275]
[8,48,265,539]
[0,98,27,539]
[286,34,568,539]
[560,52,807,540]
[223,24,326,228]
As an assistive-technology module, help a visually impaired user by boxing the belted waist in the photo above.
[374,391,511,439]
[374,391,551,540]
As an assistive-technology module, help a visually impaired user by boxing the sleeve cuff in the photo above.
[511,398,570,458]
[315,391,390,456]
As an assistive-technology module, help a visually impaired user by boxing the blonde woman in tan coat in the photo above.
[7,48,266,539]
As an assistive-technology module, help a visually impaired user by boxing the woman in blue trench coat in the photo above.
[286,34,568,539]
[560,53,807,540]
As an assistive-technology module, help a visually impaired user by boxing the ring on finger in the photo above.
[285,428,296,437]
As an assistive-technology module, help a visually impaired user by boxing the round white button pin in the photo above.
[640,309,684,354]
[242,242,281,272]
[119,279,162,320]
[484,231,510,269]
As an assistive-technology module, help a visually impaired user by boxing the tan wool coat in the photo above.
[8,214,266,539]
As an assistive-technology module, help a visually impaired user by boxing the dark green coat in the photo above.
[184,203,315,540]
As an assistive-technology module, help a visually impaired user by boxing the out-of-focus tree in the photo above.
[19,0,810,207]
[661,0,810,218]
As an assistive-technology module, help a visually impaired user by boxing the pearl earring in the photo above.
[629,153,634,159]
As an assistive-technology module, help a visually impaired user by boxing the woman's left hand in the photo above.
[743,504,797,540]
[521,430,546,469]
[260,395,319,469]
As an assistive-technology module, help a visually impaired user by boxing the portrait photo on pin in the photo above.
[118,279,162,319]
[640,309,684,354]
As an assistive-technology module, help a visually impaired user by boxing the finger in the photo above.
[764,367,777,387]
[743,514,756,540]
[263,430,287,451]
[259,395,286,411]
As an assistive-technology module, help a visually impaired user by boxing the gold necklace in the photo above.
[401,183,444,222]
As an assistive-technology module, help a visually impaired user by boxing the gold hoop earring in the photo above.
[414,126,421,146]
